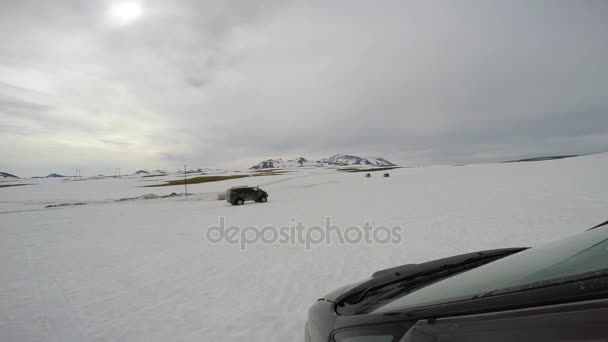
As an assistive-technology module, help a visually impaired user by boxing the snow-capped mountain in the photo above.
[250,155,395,169]
[0,171,19,179]
[250,157,319,170]
[318,154,396,166]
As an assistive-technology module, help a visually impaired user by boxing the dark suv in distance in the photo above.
[227,186,268,205]
[306,221,608,342]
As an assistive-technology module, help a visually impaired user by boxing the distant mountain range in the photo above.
[249,157,318,169]
[46,173,65,178]
[1,155,396,178]
[250,154,396,170]
[0,171,19,179]
[32,173,65,178]
[318,154,396,167]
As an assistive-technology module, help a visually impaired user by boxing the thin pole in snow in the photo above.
[184,164,188,199]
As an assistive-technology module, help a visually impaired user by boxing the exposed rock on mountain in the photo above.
[318,154,396,166]
[249,157,322,170]
[250,154,395,169]
[46,173,65,178]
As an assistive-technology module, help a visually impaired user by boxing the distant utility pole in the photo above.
[75,169,81,178]
[184,164,188,199]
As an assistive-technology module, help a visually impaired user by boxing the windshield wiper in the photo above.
[588,219,608,231]
[353,264,492,314]
[346,251,515,305]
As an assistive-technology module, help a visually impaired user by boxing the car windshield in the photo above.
[371,225,608,313]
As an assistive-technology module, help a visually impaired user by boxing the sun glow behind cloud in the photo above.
[108,1,143,26]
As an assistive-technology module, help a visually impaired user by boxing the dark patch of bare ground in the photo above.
[251,169,291,175]
[45,202,86,208]
[0,183,32,188]
[144,169,290,187]
[338,166,402,173]
[145,175,250,187]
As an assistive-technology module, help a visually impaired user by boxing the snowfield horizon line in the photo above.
[205,216,403,251]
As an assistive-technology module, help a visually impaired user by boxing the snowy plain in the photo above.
[1,154,607,342]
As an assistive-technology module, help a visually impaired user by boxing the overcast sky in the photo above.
[1,0,607,176]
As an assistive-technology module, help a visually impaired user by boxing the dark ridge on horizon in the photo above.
[502,155,581,163]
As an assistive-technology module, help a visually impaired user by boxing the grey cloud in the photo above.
[0,93,101,135]
[0,123,39,136]
[100,139,132,147]
[185,78,207,88]
[0,93,52,115]
[1,0,607,172]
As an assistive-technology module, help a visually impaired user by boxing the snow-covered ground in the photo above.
[1,154,607,342]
